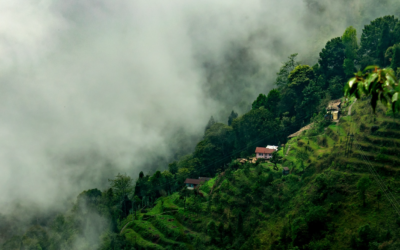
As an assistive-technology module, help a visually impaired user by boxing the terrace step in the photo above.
[123,229,164,250]
[353,142,400,156]
[130,220,185,248]
[338,157,400,175]
[363,135,400,147]
[150,214,199,243]
[373,129,400,139]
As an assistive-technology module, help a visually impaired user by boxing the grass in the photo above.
[122,98,400,250]
[199,177,216,194]
[129,220,185,249]
[124,229,164,250]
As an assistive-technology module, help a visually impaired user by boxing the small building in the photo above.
[255,147,276,159]
[184,179,201,189]
[326,99,342,121]
[266,145,279,150]
[184,177,211,190]
[282,167,290,175]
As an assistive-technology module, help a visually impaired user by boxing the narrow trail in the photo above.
[285,145,291,156]
[347,98,357,116]
[120,221,133,234]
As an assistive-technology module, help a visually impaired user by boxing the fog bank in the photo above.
[1,0,399,215]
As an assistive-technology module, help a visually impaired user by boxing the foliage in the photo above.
[252,93,268,110]
[342,26,358,77]
[205,116,216,133]
[390,43,400,70]
[275,53,300,88]
[357,175,371,207]
[318,37,345,80]
[228,110,238,126]
[345,66,399,113]
[358,16,399,68]
[270,151,282,170]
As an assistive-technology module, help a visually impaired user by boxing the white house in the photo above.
[255,147,277,159]
[266,145,279,150]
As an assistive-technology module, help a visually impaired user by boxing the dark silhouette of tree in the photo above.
[228,110,238,126]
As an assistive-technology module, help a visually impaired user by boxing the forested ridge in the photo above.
[3,15,400,250]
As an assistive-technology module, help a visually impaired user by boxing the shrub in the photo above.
[360,123,367,132]
[306,206,327,236]
[371,125,379,133]
[317,136,328,147]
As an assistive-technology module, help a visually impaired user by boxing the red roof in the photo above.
[255,147,276,154]
[184,179,202,185]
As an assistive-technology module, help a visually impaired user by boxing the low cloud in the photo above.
[0,0,399,216]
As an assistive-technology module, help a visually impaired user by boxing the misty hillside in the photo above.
[2,1,400,250]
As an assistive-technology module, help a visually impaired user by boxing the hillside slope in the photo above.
[120,97,400,250]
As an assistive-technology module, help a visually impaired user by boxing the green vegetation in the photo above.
[4,13,400,250]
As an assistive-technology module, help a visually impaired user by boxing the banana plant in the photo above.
[345,66,400,113]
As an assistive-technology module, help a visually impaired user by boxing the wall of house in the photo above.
[256,153,272,159]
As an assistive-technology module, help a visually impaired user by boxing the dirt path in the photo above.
[285,145,291,156]
[348,98,357,116]
[120,221,133,234]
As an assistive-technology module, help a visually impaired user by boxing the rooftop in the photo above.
[184,179,202,185]
[255,147,276,154]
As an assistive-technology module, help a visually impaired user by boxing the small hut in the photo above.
[282,167,290,175]
[326,99,342,121]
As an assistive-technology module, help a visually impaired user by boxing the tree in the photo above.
[270,151,282,171]
[237,213,244,234]
[376,190,382,210]
[377,22,391,66]
[357,224,373,249]
[275,53,300,88]
[251,94,268,110]
[342,26,358,77]
[180,187,191,210]
[288,65,315,94]
[306,206,327,236]
[205,116,216,133]
[265,89,281,115]
[328,76,344,99]
[207,220,218,243]
[109,173,133,202]
[232,108,280,155]
[318,37,346,80]
[299,80,321,120]
[358,16,399,68]
[218,222,224,243]
[228,110,238,126]
[357,175,371,207]
[194,123,234,176]
[109,173,134,218]
[345,66,399,113]
[390,44,400,70]
[296,149,309,170]
[168,161,178,175]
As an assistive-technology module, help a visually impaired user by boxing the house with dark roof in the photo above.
[255,147,277,159]
[184,177,211,189]
[282,167,290,175]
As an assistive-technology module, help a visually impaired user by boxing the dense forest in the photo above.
[3,9,400,250]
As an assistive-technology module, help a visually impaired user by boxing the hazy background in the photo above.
[1,0,400,217]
